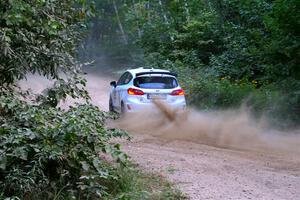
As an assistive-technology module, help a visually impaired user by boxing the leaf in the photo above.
[81,161,90,171]
[0,154,7,170]
[13,147,28,160]
[24,129,36,140]
[92,158,103,174]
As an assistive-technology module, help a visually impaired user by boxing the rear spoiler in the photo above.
[135,71,178,77]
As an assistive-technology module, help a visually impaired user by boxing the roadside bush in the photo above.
[103,163,186,200]
[188,76,255,109]
[187,72,300,128]
[163,62,300,128]
[0,87,128,199]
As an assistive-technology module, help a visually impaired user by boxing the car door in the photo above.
[114,72,130,110]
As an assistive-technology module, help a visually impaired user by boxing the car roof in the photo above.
[126,67,173,77]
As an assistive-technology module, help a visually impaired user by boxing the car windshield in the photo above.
[133,76,178,89]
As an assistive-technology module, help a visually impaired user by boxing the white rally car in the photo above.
[109,67,186,113]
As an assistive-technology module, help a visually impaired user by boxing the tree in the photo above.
[264,0,300,80]
[0,0,93,85]
[112,0,128,44]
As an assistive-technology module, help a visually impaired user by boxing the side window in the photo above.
[124,73,133,84]
[117,73,127,85]
[117,72,132,85]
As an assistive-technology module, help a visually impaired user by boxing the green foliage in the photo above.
[104,163,186,200]
[263,0,300,80]
[188,75,255,109]
[96,0,298,127]
[37,74,90,107]
[0,87,129,199]
[0,0,94,84]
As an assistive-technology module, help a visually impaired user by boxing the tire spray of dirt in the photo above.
[114,100,300,155]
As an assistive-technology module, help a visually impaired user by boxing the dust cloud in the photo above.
[18,73,112,111]
[19,74,300,155]
[113,101,300,155]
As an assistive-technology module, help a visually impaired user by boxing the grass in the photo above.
[104,163,187,200]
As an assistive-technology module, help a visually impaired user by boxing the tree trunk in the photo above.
[147,1,151,22]
[206,0,214,12]
[132,0,142,38]
[183,0,190,22]
[158,0,169,25]
[112,0,128,45]
[158,0,173,41]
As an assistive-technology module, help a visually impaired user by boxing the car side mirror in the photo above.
[110,81,117,88]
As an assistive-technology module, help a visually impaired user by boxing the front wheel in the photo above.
[109,97,114,112]
[120,102,126,116]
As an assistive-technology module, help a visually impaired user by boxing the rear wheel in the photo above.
[109,97,114,112]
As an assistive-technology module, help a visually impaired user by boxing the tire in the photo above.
[121,102,126,115]
[109,97,114,112]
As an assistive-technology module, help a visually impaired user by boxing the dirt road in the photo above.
[97,74,300,200]
[121,134,300,200]
[20,74,300,200]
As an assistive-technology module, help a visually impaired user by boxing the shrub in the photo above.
[167,63,300,128]
[0,87,128,199]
